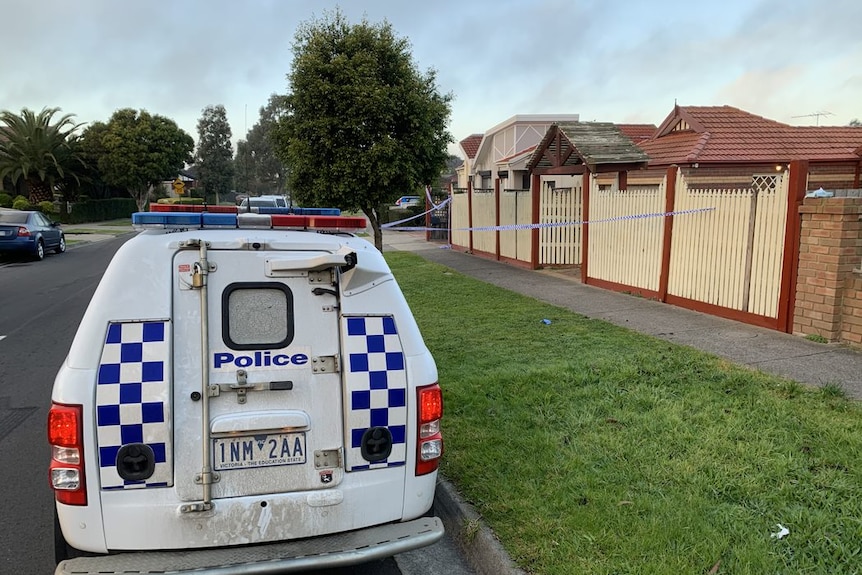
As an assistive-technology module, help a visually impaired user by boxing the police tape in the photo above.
[382,196,452,229]
[384,206,716,233]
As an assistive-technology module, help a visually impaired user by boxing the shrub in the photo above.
[156,197,205,205]
[37,201,55,214]
[0,193,12,208]
[12,198,31,211]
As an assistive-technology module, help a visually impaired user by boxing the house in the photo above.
[449,119,650,268]
[465,114,580,192]
[442,104,862,343]
[635,105,862,190]
[454,134,482,189]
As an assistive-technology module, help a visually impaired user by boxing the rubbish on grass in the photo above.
[541,319,552,325]
[770,524,790,539]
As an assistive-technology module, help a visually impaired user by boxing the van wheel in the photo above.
[54,507,87,564]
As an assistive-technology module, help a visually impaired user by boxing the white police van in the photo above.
[48,205,444,574]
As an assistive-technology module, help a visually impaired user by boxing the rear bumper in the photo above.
[0,238,36,253]
[56,516,444,574]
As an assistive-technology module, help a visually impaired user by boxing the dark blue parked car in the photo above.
[0,210,66,261]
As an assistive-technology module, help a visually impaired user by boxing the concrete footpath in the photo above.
[384,229,862,575]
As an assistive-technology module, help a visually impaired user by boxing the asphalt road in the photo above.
[0,236,471,575]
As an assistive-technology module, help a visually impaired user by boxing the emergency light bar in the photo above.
[132,206,366,233]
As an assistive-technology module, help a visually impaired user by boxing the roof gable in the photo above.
[527,122,650,173]
[459,134,482,159]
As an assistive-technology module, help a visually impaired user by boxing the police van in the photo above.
[48,205,444,574]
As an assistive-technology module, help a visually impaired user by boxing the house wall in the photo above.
[794,192,862,345]
[808,163,860,190]
[472,118,576,186]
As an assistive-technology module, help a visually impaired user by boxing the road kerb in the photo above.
[434,478,526,575]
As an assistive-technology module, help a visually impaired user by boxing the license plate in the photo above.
[213,432,306,471]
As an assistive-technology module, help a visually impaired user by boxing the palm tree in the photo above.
[0,107,86,204]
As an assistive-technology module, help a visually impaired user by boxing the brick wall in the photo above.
[808,163,861,190]
[794,193,862,345]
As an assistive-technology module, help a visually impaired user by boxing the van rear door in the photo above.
[172,245,345,501]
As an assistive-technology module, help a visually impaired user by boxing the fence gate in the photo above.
[667,173,789,318]
[539,182,583,266]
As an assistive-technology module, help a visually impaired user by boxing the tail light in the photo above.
[416,383,443,476]
[17,227,30,237]
[48,403,87,505]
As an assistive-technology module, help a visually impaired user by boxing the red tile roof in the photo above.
[460,134,483,159]
[639,105,862,165]
[616,124,657,142]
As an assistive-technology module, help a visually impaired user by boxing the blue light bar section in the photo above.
[202,213,238,228]
[292,207,341,216]
[132,212,202,227]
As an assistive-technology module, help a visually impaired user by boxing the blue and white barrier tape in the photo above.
[382,196,452,228]
[385,206,715,233]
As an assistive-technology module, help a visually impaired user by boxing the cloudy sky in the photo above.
[2,0,859,157]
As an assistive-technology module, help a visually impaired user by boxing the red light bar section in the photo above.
[270,215,366,231]
[307,216,367,230]
[269,215,309,228]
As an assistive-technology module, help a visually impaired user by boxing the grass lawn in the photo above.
[387,252,862,575]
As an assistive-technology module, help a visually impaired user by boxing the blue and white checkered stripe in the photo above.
[343,316,408,471]
[96,321,172,489]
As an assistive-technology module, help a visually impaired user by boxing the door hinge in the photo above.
[312,355,340,374]
[314,449,342,469]
[308,270,334,285]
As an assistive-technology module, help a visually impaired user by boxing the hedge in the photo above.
[57,198,139,224]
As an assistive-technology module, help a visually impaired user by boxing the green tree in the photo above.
[98,109,194,211]
[272,10,453,249]
[194,105,234,204]
[0,107,86,204]
[236,95,288,197]
[850,119,861,127]
[76,121,127,200]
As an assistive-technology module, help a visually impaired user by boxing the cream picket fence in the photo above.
[450,191,470,249]
[587,182,666,291]
[471,191,496,254]
[668,173,788,317]
[500,189,532,261]
[540,184,583,265]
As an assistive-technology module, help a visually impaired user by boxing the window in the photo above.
[222,283,294,350]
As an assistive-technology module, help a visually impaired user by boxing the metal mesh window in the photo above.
[222,283,294,349]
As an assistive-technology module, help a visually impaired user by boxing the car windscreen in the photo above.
[0,213,27,224]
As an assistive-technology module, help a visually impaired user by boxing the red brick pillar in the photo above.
[795,197,862,342]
